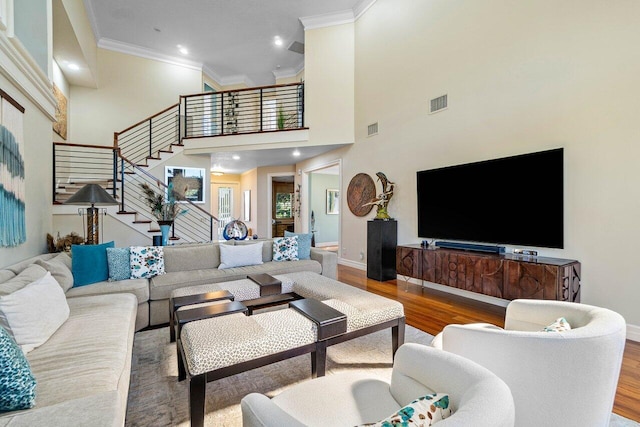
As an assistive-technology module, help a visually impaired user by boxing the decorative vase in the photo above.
[375,206,391,220]
[158,221,173,246]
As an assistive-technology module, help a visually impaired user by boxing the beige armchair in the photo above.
[431,299,626,427]
[241,343,515,427]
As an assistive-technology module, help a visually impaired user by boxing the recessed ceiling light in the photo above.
[177,45,189,55]
[68,63,80,71]
[274,36,283,47]
[232,155,240,160]
[292,149,301,157]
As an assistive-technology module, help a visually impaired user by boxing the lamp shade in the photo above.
[65,184,118,206]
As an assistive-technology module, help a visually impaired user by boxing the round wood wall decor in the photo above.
[347,173,376,217]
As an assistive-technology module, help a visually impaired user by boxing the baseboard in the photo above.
[627,324,640,342]
[338,258,366,270]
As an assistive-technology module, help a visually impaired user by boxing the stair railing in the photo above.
[53,142,218,243]
[114,103,181,167]
[182,82,305,138]
[53,142,119,203]
[118,154,218,243]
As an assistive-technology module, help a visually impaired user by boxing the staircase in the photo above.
[52,82,306,244]
[53,105,216,244]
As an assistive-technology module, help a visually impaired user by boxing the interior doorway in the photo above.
[211,180,240,240]
[269,175,295,238]
[306,162,340,250]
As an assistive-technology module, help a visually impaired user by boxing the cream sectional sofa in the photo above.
[0,253,137,426]
[0,239,336,425]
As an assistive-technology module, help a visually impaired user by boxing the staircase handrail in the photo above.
[114,102,181,140]
[117,152,218,222]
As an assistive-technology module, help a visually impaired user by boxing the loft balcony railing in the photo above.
[53,142,217,243]
[182,82,305,138]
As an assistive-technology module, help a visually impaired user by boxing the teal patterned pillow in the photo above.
[106,247,131,281]
[284,231,312,260]
[130,246,165,279]
[0,326,36,411]
[273,236,299,261]
[360,393,452,426]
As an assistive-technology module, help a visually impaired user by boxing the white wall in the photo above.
[0,74,54,268]
[70,48,202,147]
[333,0,640,326]
[309,173,339,244]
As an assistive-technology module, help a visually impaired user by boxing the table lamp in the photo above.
[65,184,119,244]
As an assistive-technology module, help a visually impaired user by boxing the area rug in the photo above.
[125,325,639,427]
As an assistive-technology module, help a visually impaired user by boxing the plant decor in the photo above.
[140,182,187,223]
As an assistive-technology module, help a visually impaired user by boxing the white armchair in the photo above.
[431,299,626,427]
[241,343,515,427]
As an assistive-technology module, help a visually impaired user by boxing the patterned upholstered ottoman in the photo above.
[178,308,324,427]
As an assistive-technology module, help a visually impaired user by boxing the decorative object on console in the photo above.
[46,232,84,253]
[363,172,395,220]
[65,184,119,245]
[223,220,248,240]
[140,182,187,223]
[347,173,376,217]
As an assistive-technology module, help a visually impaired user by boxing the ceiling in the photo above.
[83,0,367,86]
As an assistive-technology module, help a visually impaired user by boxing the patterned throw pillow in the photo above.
[542,317,572,332]
[284,231,312,260]
[106,247,131,281]
[130,246,165,279]
[273,236,299,262]
[360,393,452,426]
[0,326,36,412]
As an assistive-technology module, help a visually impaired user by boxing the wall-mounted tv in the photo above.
[417,148,564,248]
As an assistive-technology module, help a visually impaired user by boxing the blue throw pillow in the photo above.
[284,231,312,260]
[71,241,114,287]
[106,247,131,281]
[0,326,36,411]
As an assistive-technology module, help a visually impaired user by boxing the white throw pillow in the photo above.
[0,272,70,353]
[219,242,264,269]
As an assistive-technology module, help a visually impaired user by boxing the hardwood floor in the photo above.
[337,264,640,422]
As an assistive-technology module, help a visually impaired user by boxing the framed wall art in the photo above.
[165,166,205,203]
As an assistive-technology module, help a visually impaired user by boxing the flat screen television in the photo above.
[417,148,564,248]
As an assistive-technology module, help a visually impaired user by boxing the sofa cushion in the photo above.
[106,247,131,281]
[219,242,263,269]
[72,241,114,287]
[285,231,312,260]
[130,246,165,279]
[273,236,299,261]
[65,278,149,304]
[163,243,223,272]
[0,326,36,411]
[0,272,70,353]
[24,294,136,409]
[149,260,322,300]
[0,264,47,297]
[236,239,273,262]
[34,253,74,292]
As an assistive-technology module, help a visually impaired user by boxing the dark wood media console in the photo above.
[396,244,581,302]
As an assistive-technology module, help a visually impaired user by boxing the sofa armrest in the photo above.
[309,248,337,279]
[241,393,306,427]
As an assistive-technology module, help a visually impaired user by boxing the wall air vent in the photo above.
[430,94,448,114]
[367,122,379,137]
[288,41,305,55]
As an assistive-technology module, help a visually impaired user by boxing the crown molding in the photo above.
[353,0,378,20]
[97,37,202,71]
[202,65,223,88]
[0,31,56,120]
[218,73,254,88]
[273,60,304,80]
[300,10,354,30]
